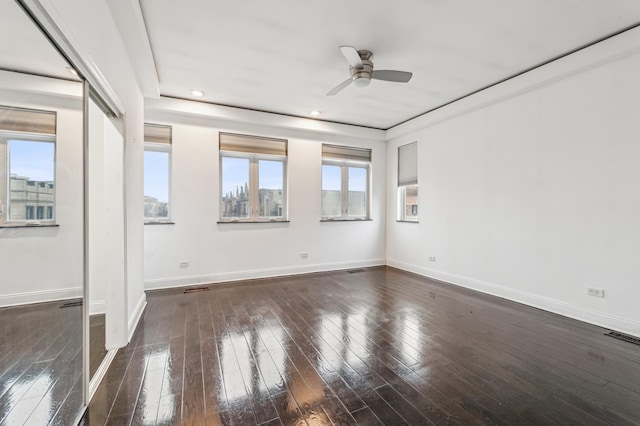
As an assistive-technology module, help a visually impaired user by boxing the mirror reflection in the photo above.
[88,95,125,384]
[0,0,84,424]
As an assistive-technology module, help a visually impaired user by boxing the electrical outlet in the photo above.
[428,256,436,262]
[587,287,604,298]
[300,252,309,259]
[179,261,190,268]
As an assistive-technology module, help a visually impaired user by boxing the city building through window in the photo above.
[398,142,418,222]
[0,106,56,225]
[321,144,371,220]
[144,123,172,222]
[219,132,287,222]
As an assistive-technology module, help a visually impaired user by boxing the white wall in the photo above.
[144,102,386,289]
[0,73,84,307]
[386,28,640,337]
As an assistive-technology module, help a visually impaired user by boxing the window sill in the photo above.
[396,220,419,223]
[144,221,175,225]
[321,218,372,222]
[0,223,59,229]
[217,219,290,224]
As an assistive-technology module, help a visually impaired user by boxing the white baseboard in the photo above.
[386,258,640,339]
[128,292,147,343]
[89,300,106,315]
[0,287,82,308]
[144,258,386,291]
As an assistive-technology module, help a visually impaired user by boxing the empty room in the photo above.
[1,0,639,425]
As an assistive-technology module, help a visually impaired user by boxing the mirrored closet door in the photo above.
[87,93,125,393]
[0,0,85,423]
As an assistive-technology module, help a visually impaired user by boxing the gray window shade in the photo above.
[220,132,287,156]
[0,106,56,135]
[322,144,371,162]
[144,123,172,144]
[398,142,417,186]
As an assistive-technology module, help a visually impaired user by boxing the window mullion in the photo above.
[341,165,349,218]
[250,157,259,219]
[0,139,6,224]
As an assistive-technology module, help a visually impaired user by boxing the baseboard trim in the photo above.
[89,300,106,315]
[386,258,640,339]
[0,287,82,308]
[144,259,386,291]
[127,293,147,343]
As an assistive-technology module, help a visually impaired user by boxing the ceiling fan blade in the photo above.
[339,46,362,68]
[327,78,353,96]
[372,70,413,83]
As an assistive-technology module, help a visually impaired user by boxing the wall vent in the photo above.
[60,301,83,308]
[605,331,640,346]
[184,287,209,294]
[346,269,365,274]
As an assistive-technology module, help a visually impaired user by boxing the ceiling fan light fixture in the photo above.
[191,89,205,97]
[353,76,371,88]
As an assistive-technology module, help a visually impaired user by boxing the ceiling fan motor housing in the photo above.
[351,51,373,87]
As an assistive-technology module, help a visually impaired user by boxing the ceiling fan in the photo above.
[327,46,413,96]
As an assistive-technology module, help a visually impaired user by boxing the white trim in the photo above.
[0,287,82,308]
[386,258,640,339]
[144,258,386,291]
[127,293,147,343]
[88,348,118,402]
[89,300,106,315]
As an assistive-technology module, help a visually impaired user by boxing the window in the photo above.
[0,106,56,226]
[144,124,172,222]
[398,142,418,222]
[219,133,287,222]
[321,144,371,220]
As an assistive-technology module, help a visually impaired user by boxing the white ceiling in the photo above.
[134,0,640,129]
[0,1,76,81]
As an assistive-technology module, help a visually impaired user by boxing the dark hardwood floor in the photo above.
[82,267,640,425]
[0,299,84,425]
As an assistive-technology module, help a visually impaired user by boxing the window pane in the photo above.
[144,150,170,219]
[401,184,419,221]
[8,139,54,221]
[322,164,341,217]
[221,156,250,218]
[258,160,283,217]
[348,167,366,217]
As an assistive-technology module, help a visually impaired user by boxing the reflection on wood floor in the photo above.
[82,266,640,425]
[0,300,83,425]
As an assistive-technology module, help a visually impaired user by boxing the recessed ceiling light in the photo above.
[310,110,322,116]
[66,67,78,77]
[191,89,205,97]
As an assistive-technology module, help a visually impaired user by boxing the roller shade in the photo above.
[220,132,287,156]
[144,123,172,144]
[0,106,56,135]
[322,144,371,162]
[398,142,417,186]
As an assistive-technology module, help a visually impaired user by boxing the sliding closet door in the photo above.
[0,1,86,423]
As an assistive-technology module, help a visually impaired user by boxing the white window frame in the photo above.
[321,158,371,220]
[144,124,172,223]
[0,132,57,226]
[219,133,288,222]
[397,142,418,222]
